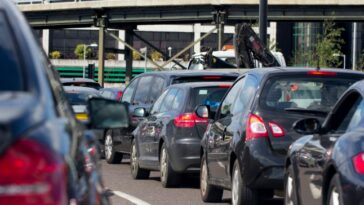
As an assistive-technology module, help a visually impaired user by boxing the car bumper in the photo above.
[168,138,201,173]
[239,138,285,190]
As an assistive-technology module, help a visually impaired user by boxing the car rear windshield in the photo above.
[172,76,237,84]
[260,75,362,113]
[62,82,101,90]
[0,12,24,92]
[66,92,99,106]
[191,86,230,112]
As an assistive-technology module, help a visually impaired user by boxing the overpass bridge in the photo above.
[18,0,364,29]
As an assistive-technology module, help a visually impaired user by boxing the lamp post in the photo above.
[83,43,98,78]
[168,47,172,58]
[140,47,148,73]
[333,53,346,69]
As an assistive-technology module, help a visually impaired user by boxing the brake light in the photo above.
[353,152,364,174]
[246,114,268,141]
[116,91,123,101]
[307,71,337,76]
[174,113,208,127]
[219,84,232,88]
[203,76,221,80]
[269,122,285,137]
[0,139,67,205]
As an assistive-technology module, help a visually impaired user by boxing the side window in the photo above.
[122,78,139,103]
[336,95,364,133]
[172,90,185,111]
[134,76,153,104]
[159,88,178,113]
[219,77,246,118]
[151,90,168,114]
[149,77,165,104]
[233,75,258,114]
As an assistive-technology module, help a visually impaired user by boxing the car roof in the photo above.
[61,78,98,83]
[168,81,233,89]
[64,86,99,93]
[135,70,240,78]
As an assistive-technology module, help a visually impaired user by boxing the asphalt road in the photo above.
[101,158,284,205]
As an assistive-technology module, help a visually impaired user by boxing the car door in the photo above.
[207,77,245,181]
[297,91,364,205]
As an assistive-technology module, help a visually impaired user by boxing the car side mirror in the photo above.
[293,118,321,135]
[195,105,210,119]
[133,107,147,117]
[88,97,129,129]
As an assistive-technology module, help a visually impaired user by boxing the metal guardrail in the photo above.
[15,0,99,4]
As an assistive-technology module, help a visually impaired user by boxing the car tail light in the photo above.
[0,139,67,205]
[246,114,268,141]
[174,113,208,128]
[203,76,221,80]
[116,91,123,101]
[268,122,285,137]
[353,152,364,174]
[219,84,232,88]
[307,71,337,76]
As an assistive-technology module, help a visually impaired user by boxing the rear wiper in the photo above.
[284,108,328,115]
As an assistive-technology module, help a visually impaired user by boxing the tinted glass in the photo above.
[62,82,101,90]
[172,90,185,111]
[149,77,165,103]
[159,88,178,113]
[66,92,99,106]
[172,76,236,84]
[192,87,230,112]
[150,90,168,114]
[233,75,258,114]
[134,76,153,104]
[219,78,245,118]
[0,13,24,91]
[260,76,359,113]
[122,78,138,103]
[337,96,364,133]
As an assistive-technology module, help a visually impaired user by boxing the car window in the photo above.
[149,77,165,103]
[0,12,24,91]
[66,92,100,106]
[122,78,139,103]
[134,76,153,104]
[336,96,364,133]
[218,77,245,118]
[172,90,185,111]
[191,87,230,113]
[233,75,258,114]
[260,76,359,112]
[159,88,178,113]
[150,90,168,114]
[62,82,101,90]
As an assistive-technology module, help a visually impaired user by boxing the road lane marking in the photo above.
[113,191,151,205]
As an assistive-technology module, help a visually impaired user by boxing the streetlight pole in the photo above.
[333,53,346,69]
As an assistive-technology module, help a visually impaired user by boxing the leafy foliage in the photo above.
[74,44,92,59]
[357,50,364,71]
[50,51,61,59]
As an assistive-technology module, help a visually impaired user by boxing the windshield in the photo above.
[260,76,360,113]
[66,92,99,106]
[0,12,24,92]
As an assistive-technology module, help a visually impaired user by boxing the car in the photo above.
[285,80,364,205]
[0,1,129,204]
[130,82,232,187]
[198,67,364,205]
[103,70,240,164]
[61,77,102,90]
[100,87,125,101]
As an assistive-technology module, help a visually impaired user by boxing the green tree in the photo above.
[50,50,61,59]
[292,20,344,68]
[74,44,92,59]
[357,50,364,71]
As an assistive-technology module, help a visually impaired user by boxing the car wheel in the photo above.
[130,139,150,179]
[160,143,180,188]
[200,153,223,202]
[104,130,123,164]
[231,160,257,205]
[327,174,343,205]
[284,165,298,205]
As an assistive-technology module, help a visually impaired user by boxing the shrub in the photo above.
[133,50,141,60]
[50,51,61,59]
[150,50,162,61]
[74,44,92,59]
[106,53,117,60]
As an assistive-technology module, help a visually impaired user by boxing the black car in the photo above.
[285,80,364,205]
[198,68,364,205]
[100,87,125,101]
[103,70,239,164]
[130,82,232,187]
[0,1,129,204]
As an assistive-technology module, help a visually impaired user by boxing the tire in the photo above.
[130,139,150,179]
[231,160,258,205]
[284,165,299,205]
[160,143,180,188]
[327,174,343,205]
[104,130,123,164]
[200,153,223,202]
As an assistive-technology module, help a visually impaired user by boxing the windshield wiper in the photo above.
[284,108,328,115]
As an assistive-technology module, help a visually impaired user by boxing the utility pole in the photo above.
[259,0,268,46]
[94,15,107,87]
